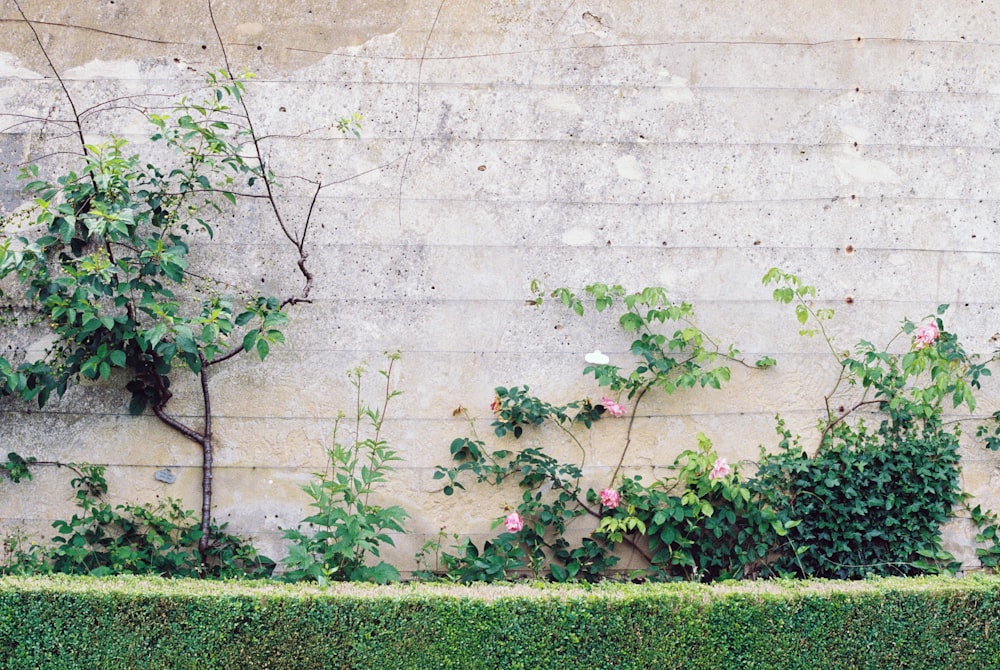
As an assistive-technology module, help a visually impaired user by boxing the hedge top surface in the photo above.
[2,573,997,603]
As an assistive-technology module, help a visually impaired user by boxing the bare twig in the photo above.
[11,0,88,160]
[397,0,447,228]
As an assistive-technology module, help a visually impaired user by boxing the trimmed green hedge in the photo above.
[0,575,998,669]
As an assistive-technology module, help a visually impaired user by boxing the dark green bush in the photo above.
[0,575,998,669]
[2,466,273,579]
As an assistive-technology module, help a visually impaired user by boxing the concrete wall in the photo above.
[2,0,999,572]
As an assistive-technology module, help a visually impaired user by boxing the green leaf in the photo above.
[234,311,255,327]
[242,330,258,353]
[619,312,643,331]
[755,356,776,369]
[795,304,809,324]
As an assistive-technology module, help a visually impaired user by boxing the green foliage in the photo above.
[431,284,752,582]
[433,434,616,582]
[0,74,284,411]
[547,284,755,397]
[282,354,409,585]
[435,273,1000,584]
[0,71,309,562]
[490,385,603,438]
[0,576,999,668]
[763,268,835,329]
[969,503,1000,569]
[754,420,962,578]
[0,452,34,483]
[755,268,991,578]
[607,434,797,582]
[0,464,273,579]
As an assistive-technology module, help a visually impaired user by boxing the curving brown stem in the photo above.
[147,355,214,566]
[11,0,87,159]
[819,398,885,446]
[609,385,649,486]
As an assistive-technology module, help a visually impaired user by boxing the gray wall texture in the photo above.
[1,0,1000,572]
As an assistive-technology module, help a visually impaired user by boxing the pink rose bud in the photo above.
[600,488,621,509]
[709,457,730,480]
[601,396,627,418]
[504,512,524,533]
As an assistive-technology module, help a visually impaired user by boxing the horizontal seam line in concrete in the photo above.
[82,241,1000,253]
[6,77,1000,97]
[6,128,1000,152]
[0,20,993,54]
[1,407,990,421]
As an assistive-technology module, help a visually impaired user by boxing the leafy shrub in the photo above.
[281,354,409,584]
[1,464,273,578]
[754,420,961,578]
[608,434,797,582]
[752,270,992,578]
[0,70,333,561]
[431,273,1000,583]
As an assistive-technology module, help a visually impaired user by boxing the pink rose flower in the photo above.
[600,488,621,509]
[709,457,730,480]
[914,322,939,349]
[504,512,524,533]
[490,395,502,412]
[601,396,626,418]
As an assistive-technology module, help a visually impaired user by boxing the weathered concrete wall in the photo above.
[2,0,1000,572]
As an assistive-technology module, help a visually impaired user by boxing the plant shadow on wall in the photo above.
[0,60,362,571]
[422,272,1000,583]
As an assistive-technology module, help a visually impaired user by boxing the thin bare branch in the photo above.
[11,0,88,160]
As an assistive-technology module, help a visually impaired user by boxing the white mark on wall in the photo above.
[839,124,872,143]
[562,227,595,246]
[582,11,609,37]
[615,155,645,181]
[0,53,42,79]
[63,59,143,81]
[542,93,583,115]
[833,150,901,184]
[832,123,900,184]
[25,334,57,363]
[234,23,265,40]
[658,70,695,104]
